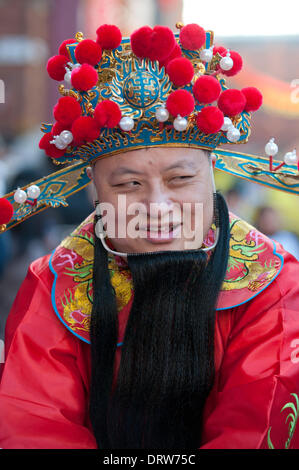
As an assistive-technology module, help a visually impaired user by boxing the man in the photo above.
[0,22,298,449]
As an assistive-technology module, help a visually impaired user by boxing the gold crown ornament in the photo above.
[0,22,298,232]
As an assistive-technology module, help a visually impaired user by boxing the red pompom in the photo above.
[52,121,71,135]
[213,45,227,57]
[159,43,182,68]
[166,89,195,117]
[75,39,102,66]
[46,55,68,81]
[39,133,66,159]
[71,116,100,145]
[0,198,14,225]
[241,87,263,112]
[179,23,206,50]
[196,106,224,134]
[221,50,243,76]
[71,63,98,91]
[53,96,82,126]
[96,24,122,50]
[193,75,221,104]
[39,132,51,150]
[149,26,176,61]
[58,38,76,57]
[166,57,194,87]
[130,26,152,58]
[131,25,176,61]
[94,100,122,128]
[217,89,246,116]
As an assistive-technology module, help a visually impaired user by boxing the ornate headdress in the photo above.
[0,22,298,232]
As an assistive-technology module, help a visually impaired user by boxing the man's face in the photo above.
[88,147,214,253]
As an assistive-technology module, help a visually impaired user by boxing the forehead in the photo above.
[93,147,209,176]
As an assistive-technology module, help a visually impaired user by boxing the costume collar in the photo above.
[49,211,284,344]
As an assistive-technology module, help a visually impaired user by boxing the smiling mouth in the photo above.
[137,223,181,234]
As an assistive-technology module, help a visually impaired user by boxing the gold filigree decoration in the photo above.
[58,84,81,101]
[207,52,222,74]
[75,32,84,42]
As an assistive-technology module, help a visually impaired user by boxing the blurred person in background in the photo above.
[254,206,299,261]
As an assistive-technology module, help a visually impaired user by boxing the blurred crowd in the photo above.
[0,129,94,338]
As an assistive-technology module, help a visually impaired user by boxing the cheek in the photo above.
[181,183,213,233]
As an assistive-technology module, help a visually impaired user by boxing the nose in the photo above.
[142,181,176,223]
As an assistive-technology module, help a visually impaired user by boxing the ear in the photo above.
[210,152,216,169]
[86,166,93,180]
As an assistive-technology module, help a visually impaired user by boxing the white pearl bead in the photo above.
[59,130,73,145]
[200,48,213,63]
[119,116,134,131]
[155,106,169,123]
[221,117,233,131]
[227,127,240,142]
[14,188,27,204]
[53,136,68,149]
[64,70,72,84]
[265,139,278,156]
[284,150,298,166]
[173,115,188,132]
[220,56,233,71]
[27,185,41,199]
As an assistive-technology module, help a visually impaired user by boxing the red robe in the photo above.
[0,211,299,449]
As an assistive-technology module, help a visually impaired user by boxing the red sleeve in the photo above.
[200,250,299,449]
[0,255,97,449]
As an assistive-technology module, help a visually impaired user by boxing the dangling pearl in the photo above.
[14,188,27,204]
[227,126,240,142]
[173,115,188,132]
[27,185,41,199]
[265,138,278,156]
[59,130,73,145]
[119,116,134,131]
[64,70,72,84]
[221,117,233,131]
[200,47,213,63]
[52,136,68,149]
[220,50,233,71]
[284,149,298,166]
[155,106,169,123]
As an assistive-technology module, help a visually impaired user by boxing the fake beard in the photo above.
[89,191,230,449]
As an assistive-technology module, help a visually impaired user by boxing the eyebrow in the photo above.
[164,159,197,171]
[109,159,197,178]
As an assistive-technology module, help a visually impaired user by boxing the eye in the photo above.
[171,175,194,181]
[113,181,141,187]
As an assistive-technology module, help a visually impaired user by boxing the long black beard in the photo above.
[89,191,230,449]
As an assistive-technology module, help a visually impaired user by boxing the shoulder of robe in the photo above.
[48,210,288,343]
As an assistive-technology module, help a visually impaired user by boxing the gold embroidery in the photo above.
[222,218,278,291]
[53,212,281,337]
